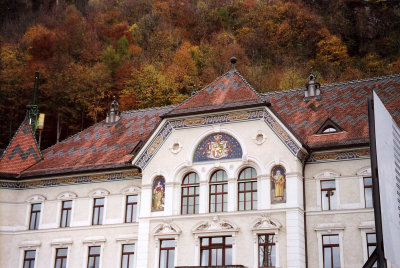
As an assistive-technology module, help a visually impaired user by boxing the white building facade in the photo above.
[1,67,399,268]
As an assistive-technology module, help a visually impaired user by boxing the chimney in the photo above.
[106,96,120,124]
[304,73,321,98]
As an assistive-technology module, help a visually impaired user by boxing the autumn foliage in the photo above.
[0,0,399,149]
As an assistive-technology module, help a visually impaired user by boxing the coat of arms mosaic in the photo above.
[193,133,242,162]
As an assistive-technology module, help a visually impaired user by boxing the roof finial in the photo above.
[304,73,321,98]
[230,57,237,71]
[106,96,120,124]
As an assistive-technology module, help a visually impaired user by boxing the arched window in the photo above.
[238,167,257,211]
[209,170,228,213]
[181,172,200,215]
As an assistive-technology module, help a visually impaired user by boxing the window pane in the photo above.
[98,207,103,224]
[57,248,68,257]
[201,250,209,265]
[123,244,135,253]
[202,238,209,246]
[89,246,100,255]
[61,211,67,227]
[225,236,232,245]
[332,247,340,268]
[367,233,376,244]
[239,201,244,210]
[225,247,232,265]
[160,251,167,268]
[324,248,332,268]
[161,240,175,247]
[26,250,36,258]
[93,208,99,224]
[128,255,134,268]
[364,177,372,186]
[63,201,72,208]
[32,203,41,210]
[212,237,223,243]
[66,210,71,226]
[322,191,329,210]
[365,188,373,208]
[168,249,174,268]
[330,190,337,209]
[55,259,61,268]
[126,205,132,222]
[30,214,37,229]
[321,180,335,189]
[122,255,128,268]
[128,195,137,203]
[88,257,94,268]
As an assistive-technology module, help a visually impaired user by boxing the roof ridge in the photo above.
[261,73,400,96]
[233,70,264,101]
[121,104,177,115]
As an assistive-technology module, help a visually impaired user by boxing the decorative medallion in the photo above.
[152,176,165,212]
[193,133,242,162]
[271,165,286,203]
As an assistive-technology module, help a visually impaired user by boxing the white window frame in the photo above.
[359,221,376,264]
[121,186,141,224]
[82,236,106,268]
[315,171,340,211]
[314,223,345,268]
[251,215,281,268]
[152,223,181,268]
[50,238,73,268]
[116,235,138,268]
[89,189,109,225]
[18,240,41,268]
[25,195,46,230]
[57,192,77,228]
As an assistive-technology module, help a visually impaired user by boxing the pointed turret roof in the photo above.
[0,116,42,177]
[164,58,266,118]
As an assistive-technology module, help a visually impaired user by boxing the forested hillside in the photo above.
[1,0,400,150]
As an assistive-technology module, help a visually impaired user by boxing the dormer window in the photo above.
[316,119,343,135]
[322,126,337,134]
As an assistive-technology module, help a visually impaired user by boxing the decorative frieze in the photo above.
[0,170,140,190]
[308,148,370,163]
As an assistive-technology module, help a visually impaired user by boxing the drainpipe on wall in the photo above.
[302,152,311,268]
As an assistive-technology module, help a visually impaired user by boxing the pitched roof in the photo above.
[165,68,265,117]
[0,116,42,176]
[20,106,174,177]
[262,74,400,149]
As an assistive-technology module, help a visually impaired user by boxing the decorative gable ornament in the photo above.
[26,194,46,203]
[121,185,141,195]
[251,215,282,231]
[57,191,77,200]
[192,216,239,234]
[89,188,110,198]
[153,223,182,236]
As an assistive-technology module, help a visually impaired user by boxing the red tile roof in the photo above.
[20,106,173,177]
[165,69,265,117]
[0,117,42,176]
[262,74,400,149]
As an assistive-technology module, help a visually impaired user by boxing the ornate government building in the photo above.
[0,59,399,268]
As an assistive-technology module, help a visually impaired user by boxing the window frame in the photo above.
[181,172,200,215]
[209,170,228,213]
[363,177,373,208]
[320,180,337,211]
[121,244,135,268]
[92,198,105,225]
[238,167,257,211]
[29,203,41,230]
[23,250,36,268]
[159,239,175,268]
[60,200,72,228]
[54,247,68,268]
[125,195,138,223]
[258,234,276,268]
[88,246,101,268]
[322,234,340,268]
[200,236,232,266]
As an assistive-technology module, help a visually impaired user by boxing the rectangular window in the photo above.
[24,250,36,268]
[321,180,337,210]
[364,177,373,208]
[200,236,232,266]
[159,240,175,268]
[55,248,68,268]
[322,235,340,268]
[258,234,276,268]
[29,203,41,230]
[366,233,377,268]
[125,195,137,223]
[92,198,104,225]
[238,181,257,211]
[209,184,228,213]
[60,200,72,227]
[88,246,101,268]
[181,185,200,215]
[121,244,135,268]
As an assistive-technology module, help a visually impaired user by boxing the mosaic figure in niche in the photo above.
[271,165,286,203]
[152,176,165,211]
